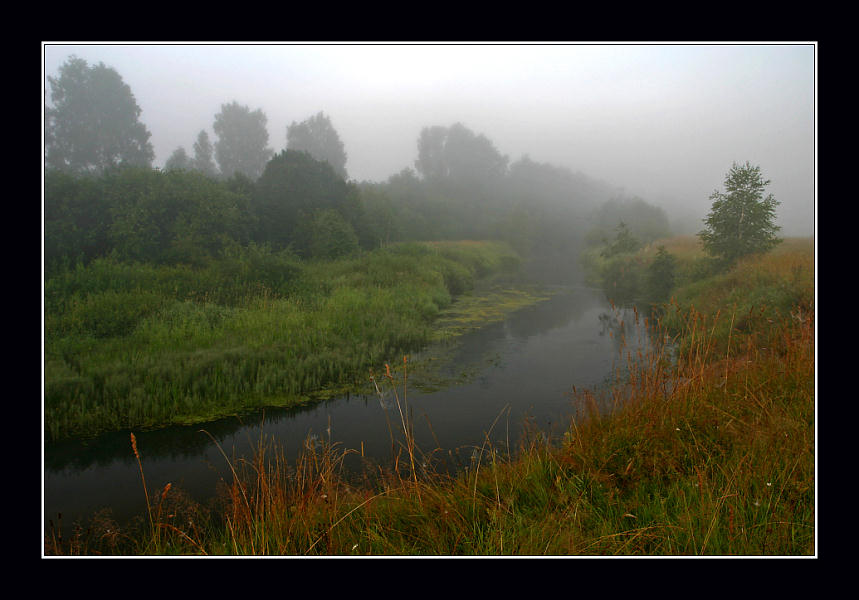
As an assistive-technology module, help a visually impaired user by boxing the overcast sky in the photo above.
[43,42,816,236]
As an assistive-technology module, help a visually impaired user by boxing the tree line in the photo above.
[46,55,775,282]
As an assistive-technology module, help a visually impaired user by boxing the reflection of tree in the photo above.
[44,416,246,471]
[44,391,378,473]
[504,289,594,340]
[598,306,663,363]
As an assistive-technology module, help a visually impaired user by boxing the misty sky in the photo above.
[42,42,816,236]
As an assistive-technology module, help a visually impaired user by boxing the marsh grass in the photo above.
[44,241,521,441]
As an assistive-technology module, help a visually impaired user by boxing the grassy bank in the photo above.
[46,237,814,556]
[43,241,523,441]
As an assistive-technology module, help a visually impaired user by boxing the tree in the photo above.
[414,126,449,182]
[105,167,253,265]
[45,55,154,174]
[251,150,362,254]
[305,209,360,259]
[645,246,677,305]
[192,130,218,178]
[212,101,274,181]
[164,146,191,171]
[286,112,349,180]
[699,162,781,265]
[414,122,508,186]
[600,222,641,258]
[44,170,111,272]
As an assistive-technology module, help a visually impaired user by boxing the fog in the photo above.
[43,42,816,236]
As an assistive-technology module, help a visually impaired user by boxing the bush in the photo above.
[306,209,361,259]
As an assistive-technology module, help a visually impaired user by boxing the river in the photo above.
[43,270,658,537]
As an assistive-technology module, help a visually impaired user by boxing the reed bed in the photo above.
[44,241,520,441]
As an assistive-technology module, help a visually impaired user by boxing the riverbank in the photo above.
[44,241,535,441]
[45,237,814,556]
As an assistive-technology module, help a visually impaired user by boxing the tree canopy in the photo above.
[286,112,349,180]
[414,122,508,187]
[45,56,154,174]
[213,101,274,181]
[698,161,781,265]
[164,146,191,171]
[192,130,218,178]
[251,150,363,255]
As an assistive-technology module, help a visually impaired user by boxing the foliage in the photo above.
[305,209,361,259]
[286,112,349,180]
[698,162,781,266]
[45,55,154,174]
[45,165,264,272]
[164,147,191,171]
[191,130,218,178]
[251,150,365,255]
[600,256,642,305]
[590,196,671,245]
[212,101,274,180]
[599,222,641,258]
[643,246,677,305]
[415,122,509,189]
[44,170,112,273]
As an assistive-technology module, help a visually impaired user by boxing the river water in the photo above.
[43,273,657,536]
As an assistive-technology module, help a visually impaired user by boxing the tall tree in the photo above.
[414,126,449,182]
[212,101,274,181]
[164,146,191,171]
[698,161,781,265]
[251,150,362,254]
[286,112,349,180]
[45,55,154,174]
[191,130,218,177]
[414,122,508,186]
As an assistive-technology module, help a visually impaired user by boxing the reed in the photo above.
[44,241,520,441]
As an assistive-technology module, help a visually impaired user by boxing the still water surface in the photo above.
[43,282,655,533]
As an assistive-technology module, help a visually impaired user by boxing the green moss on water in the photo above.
[392,283,558,393]
[430,284,555,341]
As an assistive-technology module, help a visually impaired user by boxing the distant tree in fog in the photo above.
[212,101,274,181]
[414,126,449,182]
[192,130,218,178]
[45,55,154,174]
[164,146,191,171]
[414,122,508,186]
[286,112,348,180]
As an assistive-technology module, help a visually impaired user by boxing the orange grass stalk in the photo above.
[130,432,153,533]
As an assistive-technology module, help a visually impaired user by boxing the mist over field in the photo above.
[43,42,815,237]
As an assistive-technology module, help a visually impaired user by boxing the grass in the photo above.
[43,241,523,441]
[45,237,814,556]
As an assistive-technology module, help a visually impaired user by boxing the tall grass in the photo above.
[44,241,520,441]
